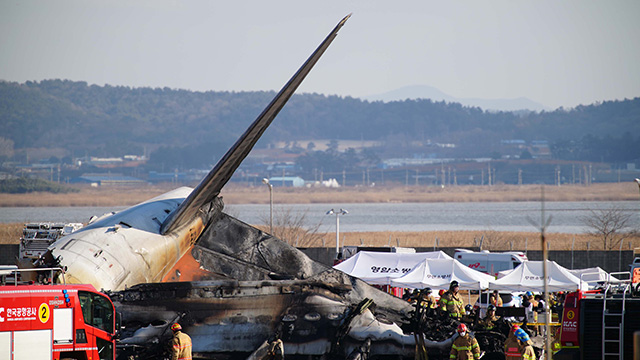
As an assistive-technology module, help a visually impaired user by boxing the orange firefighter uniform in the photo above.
[170,324,193,360]
[504,332,521,359]
[449,333,482,359]
[489,292,503,307]
[440,290,465,319]
[477,312,499,331]
[515,328,535,360]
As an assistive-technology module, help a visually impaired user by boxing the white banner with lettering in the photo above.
[489,260,588,292]
[390,258,494,290]
[333,251,451,285]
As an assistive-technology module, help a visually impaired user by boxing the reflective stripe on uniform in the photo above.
[505,346,521,357]
[453,345,472,351]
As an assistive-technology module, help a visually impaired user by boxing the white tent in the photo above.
[333,251,451,285]
[489,260,589,292]
[569,267,620,287]
[496,268,514,279]
[390,258,495,290]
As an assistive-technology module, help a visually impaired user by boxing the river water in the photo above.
[2,201,639,234]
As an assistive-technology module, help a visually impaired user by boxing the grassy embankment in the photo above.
[1,182,638,249]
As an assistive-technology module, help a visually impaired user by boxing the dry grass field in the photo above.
[4,221,639,251]
[0,182,638,207]
[255,227,640,252]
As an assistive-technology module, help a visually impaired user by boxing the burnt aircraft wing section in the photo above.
[161,14,351,235]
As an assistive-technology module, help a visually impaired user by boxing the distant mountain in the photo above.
[365,85,549,112]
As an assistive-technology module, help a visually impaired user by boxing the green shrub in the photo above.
[0,178,78,194]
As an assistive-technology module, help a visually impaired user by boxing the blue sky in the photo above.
[1,0,639,109]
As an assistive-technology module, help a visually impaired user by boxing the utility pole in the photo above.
[518,168,523,185]
[528,187,553,358]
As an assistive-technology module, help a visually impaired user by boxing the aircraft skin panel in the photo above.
[51,217,205,291]
[81,187,192,233]
[49,187,203,291]
[160,14,351,235]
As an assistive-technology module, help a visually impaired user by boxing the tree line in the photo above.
[1,79,639,171]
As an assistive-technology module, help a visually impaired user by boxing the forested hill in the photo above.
[1,79,639,159]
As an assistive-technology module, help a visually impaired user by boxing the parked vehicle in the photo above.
[0,267,118,360]
[454,249,527,276]
[474,291,523,318]
[556,271,638,360]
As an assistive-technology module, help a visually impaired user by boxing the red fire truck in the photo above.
[555,271,640,360]
[0,267,117,360]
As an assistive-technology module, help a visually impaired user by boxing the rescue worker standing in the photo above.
[440,281,465,320]
[170,323,193,360]
[450,323,482,360]
[437,289,447,308]
[422,287,438,309]
[489,290,503,307]
[477,304,499,331]
[515,328,536,360]
[504,324,521,359]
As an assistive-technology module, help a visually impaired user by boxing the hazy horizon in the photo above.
[1,1,639,110]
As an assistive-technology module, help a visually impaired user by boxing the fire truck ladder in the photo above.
[601,272,630,360]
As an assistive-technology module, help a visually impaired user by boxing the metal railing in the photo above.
[0,266,66,286]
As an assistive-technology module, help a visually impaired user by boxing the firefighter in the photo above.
[461,304,476,324]
[440,280,465,320]
[170,323,192,360]
[402,288,413,301]
[489,290,503,307]
[422,287,438,309]
[515,328,535,360]
[504,324,521,359]
[437,289,447,308]
[477,304,499,331]
[450,323,482,360]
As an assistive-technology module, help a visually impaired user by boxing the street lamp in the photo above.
[262,178,273,234]
[326,208,348,259]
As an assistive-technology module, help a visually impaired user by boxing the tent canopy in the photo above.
[390,258,495,290]
[489,260,588,292]
[333,251,451,285]
[569,267,620,286]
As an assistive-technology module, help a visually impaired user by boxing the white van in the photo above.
[454,249,527,276]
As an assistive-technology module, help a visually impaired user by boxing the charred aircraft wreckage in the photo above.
[35,14,522,359]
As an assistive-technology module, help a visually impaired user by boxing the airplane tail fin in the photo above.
[161,14,351,235]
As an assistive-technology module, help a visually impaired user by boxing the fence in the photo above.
[0,244,633,275]
[298,246,634,274]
